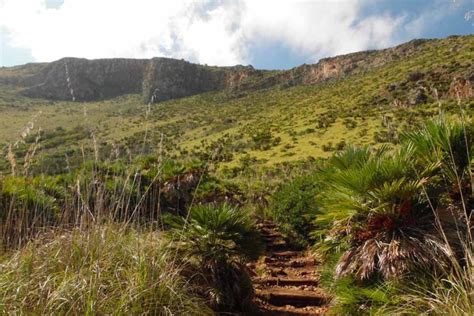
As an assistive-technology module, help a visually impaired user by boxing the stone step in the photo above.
[256,288,328,307]
[265,261,312,268]
[260,229,281,236]
[266,245,290,252]
[265,239,287,246]
[257,222,277,229]
[260,305,326,316]
[263,235,285,241]
[271,250,300,258]
[260,229,281,235]
[264,256,303,266]
[254,277,319,287]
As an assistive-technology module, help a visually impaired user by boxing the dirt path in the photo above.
[251,221,329,315]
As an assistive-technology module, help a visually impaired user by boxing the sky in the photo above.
[0,0,473,70]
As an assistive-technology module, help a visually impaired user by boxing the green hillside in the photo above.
[0,35,472,174]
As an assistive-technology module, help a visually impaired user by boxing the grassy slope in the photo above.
[0,35,472,171]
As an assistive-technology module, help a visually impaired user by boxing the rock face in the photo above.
[2,36,470,104]
[16,57,258,103]
[253,39,430,89]
[142,58,256,103]
[20,58,149,101]
[408,87,428,105]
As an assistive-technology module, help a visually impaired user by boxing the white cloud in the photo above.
[241,0,402,60]
[0,0,408,67]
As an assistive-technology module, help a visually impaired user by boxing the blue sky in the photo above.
[1,0,473,69]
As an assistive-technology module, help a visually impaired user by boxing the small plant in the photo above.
[322,142,334,152]
[335,140,346,151]
[343,118,357,129]
[249,126,280,150]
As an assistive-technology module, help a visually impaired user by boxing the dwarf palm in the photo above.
[315,145,451,280]
[167,203,262,312]
[402,117,473,200]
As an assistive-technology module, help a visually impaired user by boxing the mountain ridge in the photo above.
[1,35,470,104]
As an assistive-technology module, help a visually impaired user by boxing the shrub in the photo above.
[270,173,320,248]
[322,142,334,152]
[315,144,452,280]
[249,127,280,150]
[335,140,347,151]
[166,203,263,313]
[313,116,473,313]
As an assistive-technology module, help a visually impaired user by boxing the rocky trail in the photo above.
[251,221,330,315]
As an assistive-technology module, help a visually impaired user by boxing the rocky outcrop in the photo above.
[15,57,258,103]
[20,58,149,101]
[254,39,430,89]
[142,58,256,103]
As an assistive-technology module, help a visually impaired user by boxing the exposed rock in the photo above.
[17,57,259,103]
[142,58,256,103]
[0,77,20,85]
[20,58,149,101]
[408,87,428,105]
[449,77,473,100]
[252,38,433,89]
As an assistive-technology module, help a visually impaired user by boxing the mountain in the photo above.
[0,35,472,173]
[1,37,468,104]
[2,57,259,103]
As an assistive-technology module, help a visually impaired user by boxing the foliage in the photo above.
[2,36,471,173]
[167,203,263,313]
[270,172,320,248]
[0,157,226,247]
[248,126,281,151]
[312,116,473,313]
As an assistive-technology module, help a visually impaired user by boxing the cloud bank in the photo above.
[0,0,470,67]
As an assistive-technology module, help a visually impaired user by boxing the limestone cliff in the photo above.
[141,58,256,103]
[19,58,149,101]
[1,36,469,104]
[14,57,258,103]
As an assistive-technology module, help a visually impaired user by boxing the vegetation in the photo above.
[0,35,472,314]
[167,203,262,313]
[284,116,473,314]
[0,224,212,315]
[270,172,320,248]
[1,36,472,172]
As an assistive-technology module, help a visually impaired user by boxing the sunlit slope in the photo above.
[0,35,472,171]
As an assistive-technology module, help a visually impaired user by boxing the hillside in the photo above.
[0,35,472,174]
[0,33,473,316]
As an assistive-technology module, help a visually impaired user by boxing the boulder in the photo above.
[408,88,428,105]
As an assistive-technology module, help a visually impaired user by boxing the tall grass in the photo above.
[0,224,212,315]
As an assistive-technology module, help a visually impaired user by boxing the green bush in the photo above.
[249,126,280,150]
[270,173,320,248]
[167,203,263,313]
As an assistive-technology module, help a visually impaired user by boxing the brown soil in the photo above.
[250,221,330,315]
